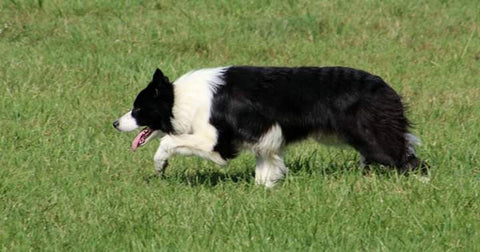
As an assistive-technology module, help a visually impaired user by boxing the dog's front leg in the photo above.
[153,134,227,175]
[153,136,175,175]
[153,149,169,175]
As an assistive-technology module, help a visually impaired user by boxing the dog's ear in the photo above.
[151,68,171,98]
[152,68,165,82]
[152,68,171,86]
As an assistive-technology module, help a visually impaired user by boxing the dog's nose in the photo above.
[113,120,119,128]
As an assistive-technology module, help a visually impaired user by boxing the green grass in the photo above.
[1,0,480,250]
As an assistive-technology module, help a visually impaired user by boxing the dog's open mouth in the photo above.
[131,127,157,151]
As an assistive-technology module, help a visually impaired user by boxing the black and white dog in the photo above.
[113,66,427,187]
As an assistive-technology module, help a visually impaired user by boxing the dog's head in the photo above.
[113,68,174,150]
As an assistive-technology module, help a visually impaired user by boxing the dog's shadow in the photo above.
[287,150,404,177]
[144,152,400,187]
[144,168,254,187]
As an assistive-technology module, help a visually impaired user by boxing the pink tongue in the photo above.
[131,130,147,151]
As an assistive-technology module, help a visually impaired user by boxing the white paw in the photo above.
[255,171,284,188]
[154,159,168,174]
[211,153,228,166]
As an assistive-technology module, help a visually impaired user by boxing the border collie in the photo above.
[114,66,427,187]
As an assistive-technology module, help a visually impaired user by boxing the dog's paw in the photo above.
[154,159,169,175]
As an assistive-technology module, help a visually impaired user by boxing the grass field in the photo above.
[1,0,480,250]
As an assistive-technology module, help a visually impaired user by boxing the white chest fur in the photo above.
[170,67,227,135]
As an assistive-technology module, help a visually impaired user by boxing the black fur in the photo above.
[210,66,425,172]
[132,68,175,134]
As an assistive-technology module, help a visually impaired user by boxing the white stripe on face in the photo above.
[116,111,139,132]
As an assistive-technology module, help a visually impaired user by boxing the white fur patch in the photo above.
[405,133,421,146]
[251,124,287,187]
[255,154,287,188]
[151,67,229,174]
[153,132,227,174]
[405,133,421,155]
[252,124,284,156]
[170,67,227,136]
[116,111,139,132]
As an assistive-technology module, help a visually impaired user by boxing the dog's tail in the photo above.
[402,133,429,174]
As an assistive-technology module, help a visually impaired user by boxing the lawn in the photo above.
[1,0,479,250]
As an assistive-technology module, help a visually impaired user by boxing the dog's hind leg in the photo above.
[399,133,429,174]
[348,126,428,174]
[255,153,287,188]
[153,133,227,174]
[252,124,287,187]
